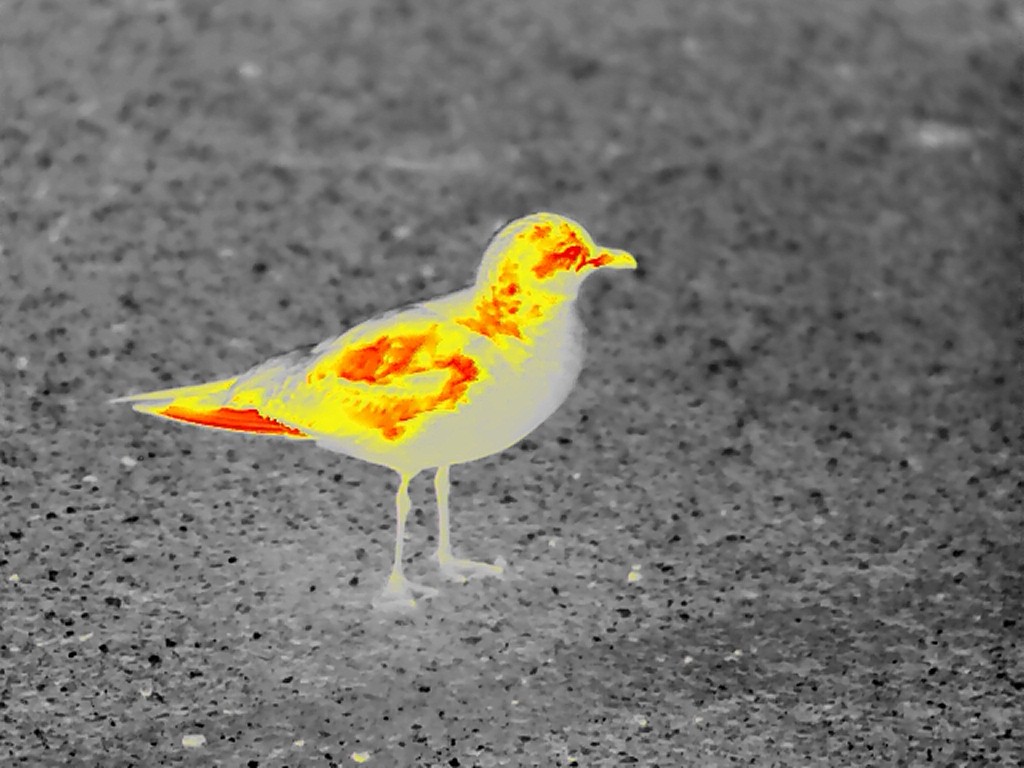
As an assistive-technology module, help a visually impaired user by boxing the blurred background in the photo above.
[0,0,1020,765]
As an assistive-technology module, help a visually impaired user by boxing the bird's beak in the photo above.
[596,247,637,270]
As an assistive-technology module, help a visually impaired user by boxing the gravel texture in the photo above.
[1,1,1021,766]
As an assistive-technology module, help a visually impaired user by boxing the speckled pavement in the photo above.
[1,1,1020,766]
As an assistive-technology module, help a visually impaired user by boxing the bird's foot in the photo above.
[372,570,439,611]
[437,552,506,584]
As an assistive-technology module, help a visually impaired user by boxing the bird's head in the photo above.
[475,212,636,300]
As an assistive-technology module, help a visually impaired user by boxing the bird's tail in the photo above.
[109,377,308,438]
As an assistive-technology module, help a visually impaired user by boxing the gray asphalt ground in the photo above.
[1,1,1021,765]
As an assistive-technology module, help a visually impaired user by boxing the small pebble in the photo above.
[238,61,262,79]
[912,121,972,149]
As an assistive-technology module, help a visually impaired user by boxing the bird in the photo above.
[111,212,636,609]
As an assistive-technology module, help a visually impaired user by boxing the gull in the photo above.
[112,212,636,608]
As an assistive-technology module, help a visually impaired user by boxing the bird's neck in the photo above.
[453,267,571,344]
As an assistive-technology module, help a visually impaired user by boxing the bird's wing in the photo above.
[235,302,493,444]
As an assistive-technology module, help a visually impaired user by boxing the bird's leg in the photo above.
[372,471,438,610]
[434,465,505,583]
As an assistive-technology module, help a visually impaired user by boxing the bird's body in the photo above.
[113,212,635,608]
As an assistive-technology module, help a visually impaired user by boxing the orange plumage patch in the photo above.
[436,354,478,403]
[528,223,552,241]
[457,287,523,339]
[457,262,526,339]
[345,353,480,440]
[532,238,617,278]
[533,243,583,278]
[531,219,606,280]
[335,333,431,383]
[324,329,481,440]
[158,405,306,436]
